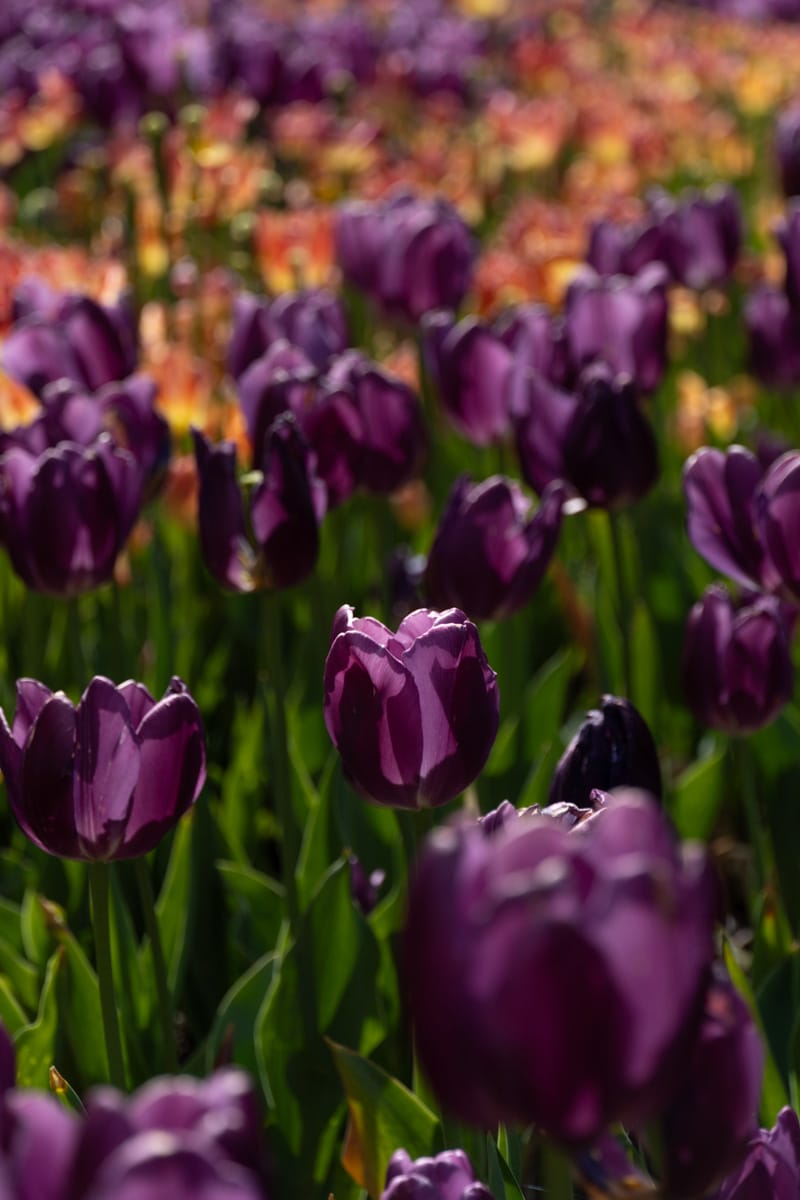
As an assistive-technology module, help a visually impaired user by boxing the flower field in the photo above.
[2,0,800,1196]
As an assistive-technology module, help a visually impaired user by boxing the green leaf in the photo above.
[765,768,800,938]
[670,739,725,841]
[0,977,27,1034]
[486,1135,525,1200]
[522,648,576,758]
[14,950,61,1089]
[21,890,55,967]
[630,600,659,730]
[206,952,279,1078]
[57,928,107,1087]
[217,861,285,961]
[153,817,193,993]
[329,1041,441,1199]
[0,936,40,1013]
[724,938,788,1124]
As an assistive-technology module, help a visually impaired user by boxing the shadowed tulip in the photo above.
[776,205,800,310]
[549,696,662,809]
[755,451,800,603]
[425,475,564,620]
[405,791,716,1140]
[323,605,499,810]
[0,675,205,862]
[683,585,794,734]
[0,434,142,595]
[382,1150,492,1200]
[564,265,668,393]
[227,289,347,380]
[422,312,514,446]
[651,185,742,291]
[494,303,570,387]
[776,105,800,198]
[193,416,325,593]
[587,215,666,278]
[745,287,800,388]
[713,1108,800,1200]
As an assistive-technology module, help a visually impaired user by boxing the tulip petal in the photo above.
[16,695,79,857]
[72,678,140,860]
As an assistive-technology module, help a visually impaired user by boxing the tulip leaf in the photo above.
[20,890,54,967]
[756,955,796,1095]
[669,739,725,841]
[486,1135,526,1200]
[724,938,789,1124]
[153,817,193,993]
[206,951,279,1078]
[217,861,285,962]
[523,647,577,757]
[0,936,40,1014]
[14,949,61,1089]
[764,767,800,939]
[56,928,107,1087]
[218,699,269,862]
[0,978,27,1035]
[630,600,659,731]
[329,1040,441,1199]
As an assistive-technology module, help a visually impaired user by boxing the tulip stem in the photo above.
[262,594,299,928]
[134,856,178,1073]
[607,510,632,698]
[89,863,126,1090]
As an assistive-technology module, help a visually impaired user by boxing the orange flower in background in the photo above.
[254,206,336,293]
[0,371,38,431]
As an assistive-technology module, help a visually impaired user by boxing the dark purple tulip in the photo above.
[745,286,800,387]
[237,341,318,468]
[713,1108,800,1200]
[2,293,137,398]
[587,215,666,278]
[776,205,800,310]
[323,605,499,810]
[658,969,763,1199]
[335,193,475,324]
[755,451,800,603]
[0,434,142,595]
[424,475,564,620]
[193,417,325,593]
[349,856,386,916]
[382,1149,492,1200]
[98,375,171,496]
[86,1140,264,1200]
[323,352,426,494]
[651,185,742,291]
[405,791,716,1140]
[493,303,570,387]
[548,696,662,809]
[564,265,668,393]
[227,289,348,380]
[513,363,659,509]
[776,105,800,198]
[0,675,205,862]
[2,1089,79,1200]
[683,445,777,592]
[422,312,514,446]
[683,585,794,734]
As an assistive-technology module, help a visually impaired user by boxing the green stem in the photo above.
[262,593,299,928]
[89,863,126,1089]
[732,736,769,898]
[134,856,178,1073]
[607,509,632,698]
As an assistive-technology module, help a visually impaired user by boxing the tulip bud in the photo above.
[323,605,499,810]
[651,184,741,292]
[682,585,794,735]
[425,474,564,621]
[713,1108,800,1200]
[382,1149,492,1200]
[421,312,514,447]
[549,696,662,809]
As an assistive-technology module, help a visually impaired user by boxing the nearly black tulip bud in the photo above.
[549,696,662,809]
[776,104,800,199]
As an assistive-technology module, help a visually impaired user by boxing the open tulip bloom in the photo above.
[0,676,206,861]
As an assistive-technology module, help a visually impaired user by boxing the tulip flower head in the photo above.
[713,1107,800,1200]
[323,606,499,809]
[381,1149,492,1200]
[0,676,206,861]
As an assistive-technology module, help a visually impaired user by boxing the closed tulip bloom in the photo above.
[0,675,206,862]
[713,1108,800,1200]
[405,791,716,1140]
[549,696,662,809]
[323,605,499,809]
[755,451,800,603]
[682,585,794,734]
[652,185,742,291]
[425,475,564,621]
[227,289,347,380]
[776,105,800,198]
[564,265,668,393]
[237,341,318,467]
[193,416,325,593]
[494,303,570,388]
[745,287,800,388]
[513,364,658,509]
[382,1150,492,1200]
[658,970,763,1199]
[776,206,800,311]
[587,215,666,278]
[422,312,514,446]
[0,434,142,595]
[683,445,776,592]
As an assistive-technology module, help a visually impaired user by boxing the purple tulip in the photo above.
[323,605,499,810]
[335,193,475,324]
[658,969,763,1199]
[2,1089,80,1200]
[227,289,348,379]
[349,856,387,916]
[549,696,662,809]
[755,451,800,605]
[0,434,142,595]
[587,215,666,278]
[564,265,669,393]
[422,312,514,446]
[776,105,800,198]
[424,475,564,621]
[651,185,742,291]
[713,1107,800,1199]
[683,585,794,734]
[745,287,800,388]
[493,303,569,387]
[0,675,205,862]
[513,363,659,509]
[683,445,777,592]
[236,341,318,468]
[193,417,325,593]
[382,1149,492,1200]
[776,205,800,311]
[405,790,716,1140]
